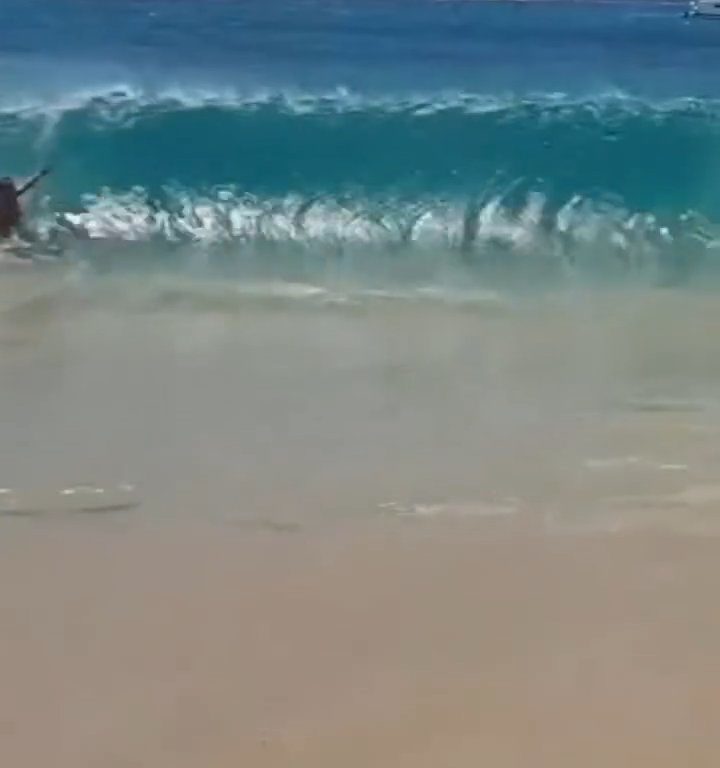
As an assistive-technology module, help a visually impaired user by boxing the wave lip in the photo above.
[4,82,720,116]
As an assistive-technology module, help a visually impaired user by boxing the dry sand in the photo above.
[2,519,720,768]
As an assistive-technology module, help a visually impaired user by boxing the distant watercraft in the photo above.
[685,1,720,18]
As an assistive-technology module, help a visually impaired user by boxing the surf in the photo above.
[2,87,720,286]
[3,87,719,207]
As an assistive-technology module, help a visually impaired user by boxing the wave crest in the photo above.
[2,87,717,219]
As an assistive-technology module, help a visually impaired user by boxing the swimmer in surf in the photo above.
[0,168,50,238]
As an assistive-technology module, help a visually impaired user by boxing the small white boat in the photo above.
[686,0,720,18]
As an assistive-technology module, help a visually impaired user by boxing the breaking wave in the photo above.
[4,87,720,285]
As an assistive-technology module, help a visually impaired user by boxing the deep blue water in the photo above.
[2,0,720,280]
[0,0,713,98]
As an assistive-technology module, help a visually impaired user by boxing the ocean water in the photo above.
[2,0,720,287]
[3,0,720,529]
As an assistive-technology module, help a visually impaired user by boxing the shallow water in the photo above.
[0,268,718,534]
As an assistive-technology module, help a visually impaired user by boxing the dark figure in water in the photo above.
[0,178,21,238]
[0,169,50,238]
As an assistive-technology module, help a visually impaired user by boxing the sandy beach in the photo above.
[2,273,720,766]
[2,520,720,767]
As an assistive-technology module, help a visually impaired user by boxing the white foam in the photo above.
[46,186,688,282]
[1,83,718,122]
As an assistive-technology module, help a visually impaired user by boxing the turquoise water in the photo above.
[2,0,719,284]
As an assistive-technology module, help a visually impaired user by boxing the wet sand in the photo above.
[2,273,720,766]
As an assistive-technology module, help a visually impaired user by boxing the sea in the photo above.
[2,0,720,284]
[1,0,720,529]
